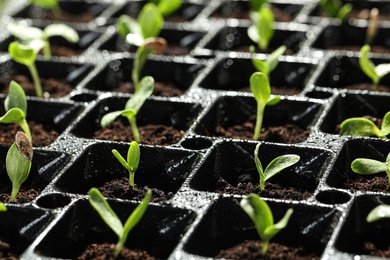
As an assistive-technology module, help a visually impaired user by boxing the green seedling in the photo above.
[254,143,300,191]
[151,0,182,17]
[359,44,390,92]
[240,193,293,256]
[9,41,43,97]
[88,188,151,258]
[100,76,154,143]
[29,0,61,19]
[249,0,268,12]
[319,0,352,21]
[340,111,390,138]
[0,81,31,140]
[367,204,390,222]
[0,203,6,211]
[251,45,286,77]
[6,131,33,202]
[8,22,79,58]
[247,4,274,51]
[250,72,280,140]
[366,8,379,45]
[351,151,390,185]
[112,141,140,188]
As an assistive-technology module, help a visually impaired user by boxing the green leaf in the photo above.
[100,109,136,128]
[336,3,352,21]
[9,41,36,66]
[380,111,390,137]
[375,63,390,79]
[252,59,269,75]
[157,0,182,17]
[266,45,286,73]
[249,0,268,11]
[320,0,339,18]
[263,208,293,241]
[266,96,281,106]
[256,7,274,50]
[88,188,124,237]
[6,141,32,194]
[359,45,379,84]
[44,24,79,43]
[29,0,58,9]
[340,117,381,137]
[0,108,26,124]
[367,205,390,222]
[5,81,27,114]
[138,3,163,39]
[125,76,154,112]
[250,72,270,105]
[264,154,300,181]
[247,24,260,44]
[0,203,6,212]
[7,22,44,41]
[117,15,142,39]
[351,158,388,175]
[254,143,265,190]
[127,141,140,173]
[112,149,130,171]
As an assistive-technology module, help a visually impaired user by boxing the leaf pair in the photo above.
[112,141,140,187]
[251,45,286,77]
[351,151,390,185]
[340,111,390,139]
[247,5,274,51]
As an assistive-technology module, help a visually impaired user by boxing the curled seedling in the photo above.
[250,72,280,140]
[254,143,300,191]
[0,203,6,211]
[319,0,352,21]
[359,44,390,92]
[151,0,182,17]
[367,204,390,222]
[247,4,274,51]
[6,131,33,202]
[351,151,390,185]
[29,0,61,19]
[340,111,390,138]
[251,45,286,78]
[240,193,293,256]
[0,81,31,140]
[112,141,140,188]
[8,22,79,58]
[9,41,44,97]
[100,76,154,143]
[88,188,151,258]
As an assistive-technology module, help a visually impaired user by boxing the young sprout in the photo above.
[250,72,280,140]
[112,141,140,188]
[340,111,390,138]
[366,8,379,46]
[319,0,352,21]
[100,76,154,143]
[240,193,293,256]
[8,41,44,97]
[6,131,33,202]
[254,143,300,191]
[359,44,390,92]
[88,188,151,258]
[251,45,286,78]
[367,204,390,222]
[247,4,274,51]
[8,22,79,58]
[151,0,182,17]
[249,0,268,13]
[0,81,31,140]
[0,203,6,211]
[29,0,61,19]
[351,151,390,185]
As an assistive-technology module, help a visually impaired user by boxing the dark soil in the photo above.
[50,45,83,57]
[78,243,155,260]
[0,120,59,147]
[211,118,310,144]
[215,177,311,200]
[330,45,390,54]
[113,81,185,97]
[239,85,302,96]
[93,121,185,146]
[217,240,319,260]
[0,240,18,260]
[0,182,41,204]
[97,176,173,203]
[162,46,191,56]
[349,9,390,21]
[233,45,295,55]
[363,241,390,257]
[45,11,95,23]
[343,175,390,193]
[0,74,73,98]
[337,82,390,92]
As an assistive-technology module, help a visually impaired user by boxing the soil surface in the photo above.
[239,85,302,96]
[217,240,319,260]
[363,241,390,258]
[330,45,390,54]
[93,121,185,146]
[343,175,390,193]
[44,11,95,23]
[50,45,83,57]
[337,83,390,92]
[78,243,155,260]
[0,182,41,204]
[0,240,18,260]
[114,81,185,97]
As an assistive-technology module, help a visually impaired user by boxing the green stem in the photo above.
[27,64,43,97]
[261,240,269,256]
[9,183,20,202]
[42,41,52,58]
[253,104,264,140]
[129,117,140,143]
[129,170,135,187]
[373,78,379,92]
[52,4,62,19]
[114,239,124,258]
[18,119,32,141]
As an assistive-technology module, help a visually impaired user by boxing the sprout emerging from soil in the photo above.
[0,81,31,140]
[247,4,274,51]
[0,203,6,211]
[9,41,44,97]
[240,193,294,256]
[100,76,154,143]
[251,45,286,78]
[112,141,140,188]
[88,188,151,258]
[340,111,390,138]
[29,0,61,19]
[319,0,352,21]
[359,44,390,92]
[151,0,182,17]
[250,72,280,140]
[254,143,300,191]
[8,22,79,58]
[6,131,33,202]
[366,8,379,46]
[351,151,390,185]
[367,204,390,222]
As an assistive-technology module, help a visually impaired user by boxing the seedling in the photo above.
[8,22,79,58]
[367,204,390,222]
[254,143,300,191]
[247,4,274,51]
[0,81,31,140]
[0,203,6,211]
[88,188,151,258]
[249,0,268,13]
[359,44,390,92]
[366,8,379,46]
[319,0,352,21]
[112,141,140,188]
[29,0,61,19]
[240,193,293,256]
[351,151,390,185]
[100,76,154,143]
[251,45,286,78]
[151,0,182,17]
[8,41,44,97]
[6,131,33,202]
[340,111,390,138]
[250,72,280,140]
